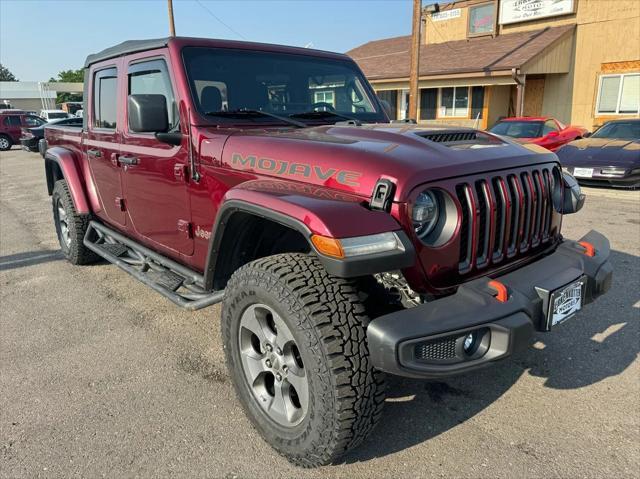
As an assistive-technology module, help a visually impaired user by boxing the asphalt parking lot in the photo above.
[1,146,638,478]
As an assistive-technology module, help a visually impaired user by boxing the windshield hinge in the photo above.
[370,179,395,212]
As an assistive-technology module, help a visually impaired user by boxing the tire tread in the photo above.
[52,180,98,265]
[222,253,386,467]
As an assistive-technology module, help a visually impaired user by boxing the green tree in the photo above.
[49,68,84,104]
[48,68,84,83]
[0,64,18,81]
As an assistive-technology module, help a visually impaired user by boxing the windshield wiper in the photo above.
[204,108,307,128]
[289,110,362,126]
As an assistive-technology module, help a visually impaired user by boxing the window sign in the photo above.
[468,3,495,36]
[499,0,574,25]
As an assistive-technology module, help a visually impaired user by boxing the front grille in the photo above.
[456,166,560,274]
[415,337,457,361]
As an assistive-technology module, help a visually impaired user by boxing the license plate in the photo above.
[573,167,593,178]
[548,279,585,327]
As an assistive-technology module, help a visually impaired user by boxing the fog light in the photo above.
[463,332,477,354]
[460,328,490,359]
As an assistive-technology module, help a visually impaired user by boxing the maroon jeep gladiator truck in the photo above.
[43,37,612,467]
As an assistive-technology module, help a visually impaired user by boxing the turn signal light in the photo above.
[311,235,344,259]
[578,241,596,257]
[311,232,404,259]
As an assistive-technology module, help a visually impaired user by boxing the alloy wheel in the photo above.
[238,303,309,427]
[56,198,71,247]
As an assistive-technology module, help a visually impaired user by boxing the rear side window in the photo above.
[128,59,178,131]
[3,115,21,126]
[93,67,118,129]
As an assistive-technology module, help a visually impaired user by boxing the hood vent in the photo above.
[416,130,505,149]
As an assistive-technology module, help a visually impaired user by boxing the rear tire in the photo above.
[0,135,12,151]
[222,253,386,467]
[52,180,98,265]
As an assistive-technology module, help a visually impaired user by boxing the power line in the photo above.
[194,0,247,40]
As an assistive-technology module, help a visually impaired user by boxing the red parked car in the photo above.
[489,116,588,151]
[0,111,46,151]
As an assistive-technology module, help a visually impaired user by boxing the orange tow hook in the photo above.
[577,241,596,257]
[488,280,508,303]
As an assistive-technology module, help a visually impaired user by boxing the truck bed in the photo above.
[44,124,83,157]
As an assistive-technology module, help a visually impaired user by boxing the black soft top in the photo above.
[84,37,348,68]
[84,38,169,67]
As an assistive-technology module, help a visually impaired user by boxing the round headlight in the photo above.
[412,190,439,239]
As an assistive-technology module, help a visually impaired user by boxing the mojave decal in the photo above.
[231,153,362,187]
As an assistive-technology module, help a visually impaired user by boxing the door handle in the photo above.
[118,156,139,166]
[87,149,102,158]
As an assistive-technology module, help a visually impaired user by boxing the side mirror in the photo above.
[128,94,169,133]
[378,98,393,119]
[561,172,585,214]
[583,131,592,138]
[547,130,559,138]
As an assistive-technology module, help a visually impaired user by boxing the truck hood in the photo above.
[556,138,640,169]
[215,124,559,202]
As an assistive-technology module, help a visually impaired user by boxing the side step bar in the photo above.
[83,221,224,310]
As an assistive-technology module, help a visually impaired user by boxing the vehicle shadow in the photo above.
[0,249,63,271]
[344,249,639,463]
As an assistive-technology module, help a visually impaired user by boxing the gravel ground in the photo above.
[1,147,638,478]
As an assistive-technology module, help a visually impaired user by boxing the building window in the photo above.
[440,87,469,117]
[468,2,496,37]
[314,90,335,108]
[596,73,639,115]
[377,90,398,120]
[470,86,485,120]
[420,88,437,120]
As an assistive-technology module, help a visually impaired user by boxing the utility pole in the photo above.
[168,0,176,37]
[408,0,422,121]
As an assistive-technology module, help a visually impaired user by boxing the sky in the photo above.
[0,0,427,81]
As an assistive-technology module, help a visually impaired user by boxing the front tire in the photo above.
[222,253,385,467]
[0,135,12,151]
[52,180,98,265]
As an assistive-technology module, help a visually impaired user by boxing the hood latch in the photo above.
[370,178,396,212]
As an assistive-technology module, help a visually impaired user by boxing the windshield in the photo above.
[591,121,640,140]
[182,47,385,125]
[47,112,68,119]
[489,121,543,138]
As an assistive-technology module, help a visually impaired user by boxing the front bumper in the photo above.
[564,166,640,188]
[367,230,612,378]
[20,137,39,151]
